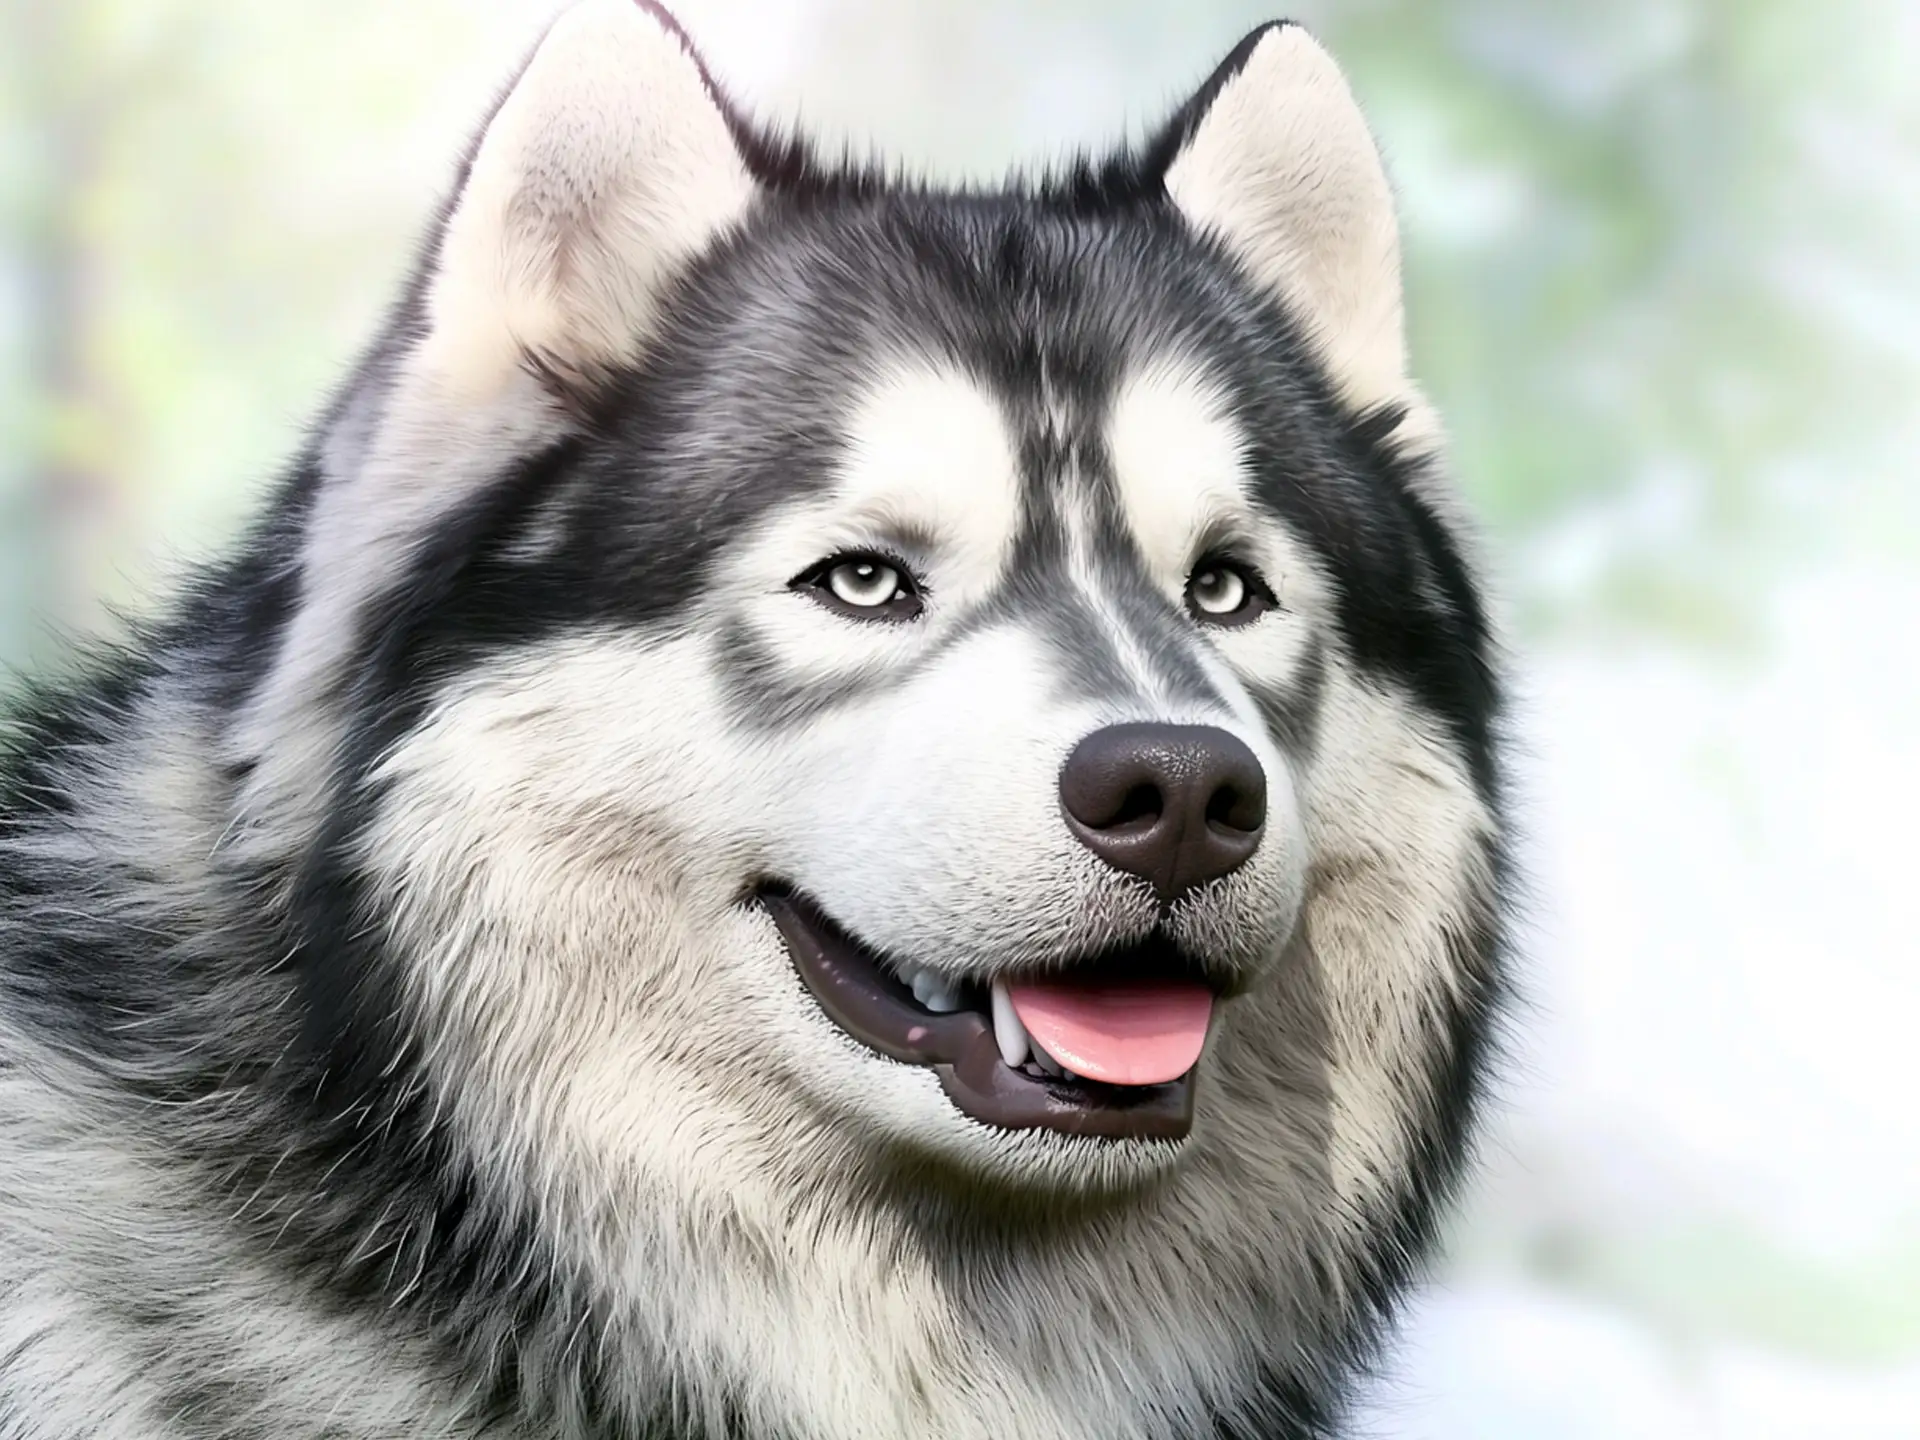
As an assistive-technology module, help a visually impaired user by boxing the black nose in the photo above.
[1059,723,1267,903]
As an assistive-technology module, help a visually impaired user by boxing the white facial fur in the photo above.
[718,363,1026,685]
[355,335,1485,1224]
[361,360,1308,1186]
[338,343,1494,1440]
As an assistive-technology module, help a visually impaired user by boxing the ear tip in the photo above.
[1238,19,1339,69]
[1213,21,1359,111]
[527,0,726,105]
[552,0,698,55]
[628,0,695,47]
[1241,18,1303,41]
[1196,21,1345,109]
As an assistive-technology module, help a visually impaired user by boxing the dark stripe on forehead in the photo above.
[934,487,1148,705]
[998,575,1149,706]
[1076,483,1221,704]
[708,392,1224,731]
[953,376,1231,713]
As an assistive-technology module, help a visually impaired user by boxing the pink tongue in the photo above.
[1007,982,1214,1087]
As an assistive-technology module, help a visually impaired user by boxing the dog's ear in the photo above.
[423,0,754,404]
[232,1,755,852]
[1161,25,1412,425]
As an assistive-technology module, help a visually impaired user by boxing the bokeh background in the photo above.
[3,1,1916,1433]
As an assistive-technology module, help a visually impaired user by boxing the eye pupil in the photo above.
[829,562,897,605]
[801,552,924,621]
[1196,568,1242,612]
[1185,560,1267,625]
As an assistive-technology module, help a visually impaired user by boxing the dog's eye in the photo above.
[794,553,925,622]
[1186,559,1274,627]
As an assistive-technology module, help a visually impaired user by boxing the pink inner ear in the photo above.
[1008,982,1214,1087]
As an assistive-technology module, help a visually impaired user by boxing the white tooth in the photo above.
[990,979,1030,1068]
[1032,1044,1063,1078]
[908,969,964,1014]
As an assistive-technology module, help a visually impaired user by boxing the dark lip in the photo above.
[760,888,1204,1141]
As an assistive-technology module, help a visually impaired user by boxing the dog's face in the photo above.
[592,286,1323,1182]
[240,0,1499,1257]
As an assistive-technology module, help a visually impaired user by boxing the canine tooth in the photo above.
[990,979,1030,1068]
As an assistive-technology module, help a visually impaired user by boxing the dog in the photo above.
[0,3,1506,1435]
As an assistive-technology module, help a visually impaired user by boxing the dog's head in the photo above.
[236,0,1500,1305]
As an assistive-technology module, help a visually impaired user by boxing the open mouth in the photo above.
[760,888,1220,1140]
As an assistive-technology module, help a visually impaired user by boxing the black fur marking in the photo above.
[288,438,585,1094]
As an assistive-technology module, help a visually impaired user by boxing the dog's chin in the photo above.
[757,886,1230,1175]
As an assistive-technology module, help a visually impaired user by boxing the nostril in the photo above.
[1205,781,1266,836]
[1111,782,1163,830]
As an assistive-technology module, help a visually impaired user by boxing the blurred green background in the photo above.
[3,1,1916,1433]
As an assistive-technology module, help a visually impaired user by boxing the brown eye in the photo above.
[794,553,925,622]
[1185,559,1274,627]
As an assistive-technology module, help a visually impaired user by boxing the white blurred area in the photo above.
[1356,569,1920,1437]
[3,2,1916,1433]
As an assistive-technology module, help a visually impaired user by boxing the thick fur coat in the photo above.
[0,5,1505,1436]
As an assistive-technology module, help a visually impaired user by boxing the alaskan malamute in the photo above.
[0,3,1505,1436]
